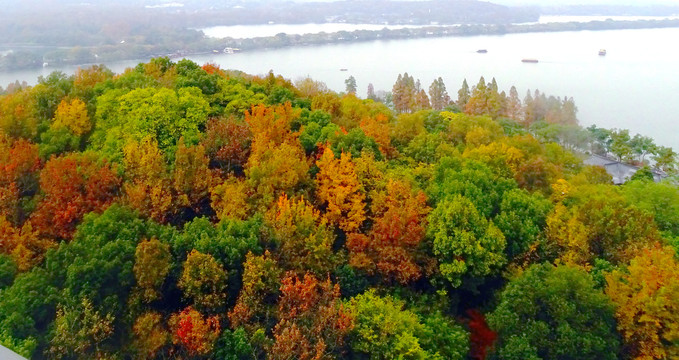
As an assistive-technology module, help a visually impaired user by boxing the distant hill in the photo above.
[0,0,538,48]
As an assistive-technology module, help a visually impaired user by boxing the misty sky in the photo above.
[488,0,679,5]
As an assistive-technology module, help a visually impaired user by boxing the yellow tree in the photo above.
[311,92,341,119]
[172,139,213,212]
[464,77,488,116]
[47,298,115,360]
[210,177,252,221]
[606,245,679,360]
[244,103,309,210]
[0,216,54,272]
[53,98,91,136]
[229,251,282,333]
[132,312,169,359]
[246,102,300,162]
[122,137,174,223]
[462,141,524,178]
[265,194,338,275]
[359,113,394,158]
[134,238,172,303]
[315,147,366,233]
[246,142,310,210]
[0,88,39,139]
[544,203,591,267]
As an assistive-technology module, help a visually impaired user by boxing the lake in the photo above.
[2,26,679,149]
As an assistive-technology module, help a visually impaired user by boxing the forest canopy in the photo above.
[0,58,678,360]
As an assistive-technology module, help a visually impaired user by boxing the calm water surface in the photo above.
[2,27,678,148]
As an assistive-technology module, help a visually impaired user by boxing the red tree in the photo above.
[169,306,221,356]
[31,153,120,239]
[467,309,497,360]
[347,180,431,284]
[271,272,354,360]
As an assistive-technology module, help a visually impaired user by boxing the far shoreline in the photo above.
[2,18,679,74]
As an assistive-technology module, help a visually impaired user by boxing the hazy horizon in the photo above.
[489,0,679,6]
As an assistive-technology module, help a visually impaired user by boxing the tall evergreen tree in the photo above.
[429,77,451,111]
[345,76,357,94]
[457,78,470,109]
[465,76,488,116]
[367,83,376,100]
[505,86,522,120]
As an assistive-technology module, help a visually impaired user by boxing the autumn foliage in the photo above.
[606,245,679,360]
[53,98,91,136]
[271,273,354,360]
[31,152,120,239]
[315,147,366,233]
[169,306,221,356]
[347,180,431,284]
[1,59,677,360]
[467,309,497,360]
[0,138,41,223]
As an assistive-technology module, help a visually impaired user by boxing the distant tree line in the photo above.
[362,73,676,172]
[3,13,679,71]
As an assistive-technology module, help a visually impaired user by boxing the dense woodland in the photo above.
[1,58,679,359]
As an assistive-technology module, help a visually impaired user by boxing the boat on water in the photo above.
[477,49,488,53]
[522,59,538,63]
[223,47,241,54]
[599,49,607,56]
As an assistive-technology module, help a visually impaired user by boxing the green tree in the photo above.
[45,205,173,322]
[622,180,679,236]
[345,75,357,94]
[0,268,59,358]
[91,86,209,159]
[173,216,262,298]
[610,129,633,161]
[457,79,470,109]
[214,328,255,360]
[46,298,115,360]
[629,166,654,182]
[0,254,16,289]
[488,263,620,360]
[429,157,516,218]
[494,189,552,260]
[653,146,677,174]
[629,134,656,163]
[428,195,506,288]
[178,250,228,311]
[348,290,468,360]
[587,125,612,155]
